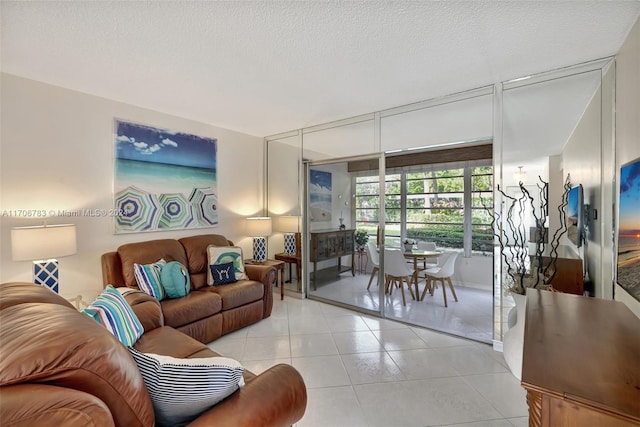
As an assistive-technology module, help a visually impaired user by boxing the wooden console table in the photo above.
[310,229,355,290]
[521,290,640,426]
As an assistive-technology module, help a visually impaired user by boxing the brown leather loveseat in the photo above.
[0,282,307,427]
[102,234,276,343]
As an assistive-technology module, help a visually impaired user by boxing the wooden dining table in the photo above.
[402,249,443,297]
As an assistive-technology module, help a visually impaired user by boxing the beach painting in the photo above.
[617,156,640,301]
[114,119,218,233]
[310,169,332,222]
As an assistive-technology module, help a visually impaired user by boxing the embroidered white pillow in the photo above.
[206,245,247,285]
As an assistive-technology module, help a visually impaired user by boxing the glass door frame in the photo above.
[303,153,387,318]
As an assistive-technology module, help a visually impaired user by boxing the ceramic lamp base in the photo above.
[33,259,59,293]
[252,237,267,262]
[284,233,296,255]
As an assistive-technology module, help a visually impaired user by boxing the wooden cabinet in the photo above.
[521,290,640,426]
[310,229,355,289]
[537,245,583,295]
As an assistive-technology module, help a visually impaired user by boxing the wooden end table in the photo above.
[243,259,286,300]
[274,253,301,293]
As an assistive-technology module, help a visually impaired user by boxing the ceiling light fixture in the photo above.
[513,166,527,184]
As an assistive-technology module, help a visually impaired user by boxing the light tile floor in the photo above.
[307,270,494,344]
[207,293,529,427]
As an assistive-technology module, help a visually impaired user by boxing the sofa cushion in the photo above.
[160,291,221,329]
[129,348,244,427]
[179,234,231,273]
[161,261,191,298]
[134,259,167,300]
[207,245,248,284]
[82,285,144,347]
[209,262,237,286]
[118,239,188,288]
[206,280,264,310]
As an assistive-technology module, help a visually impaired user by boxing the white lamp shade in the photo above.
[246,217,272,237]
[11,224,77,261]
[277,215,301,233]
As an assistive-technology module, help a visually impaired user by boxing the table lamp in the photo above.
[11,224,77,293]
[246,217,272,262]
[278,215,301,256]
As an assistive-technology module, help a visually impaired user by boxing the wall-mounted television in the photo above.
[566,184,584,248]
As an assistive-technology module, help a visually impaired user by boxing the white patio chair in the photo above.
[421,252,459,307]
[365,241,380,290]
[384,248,416,306]
[416,241,438,269]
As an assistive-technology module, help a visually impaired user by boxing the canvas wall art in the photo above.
[617,156,640,301]
[309,169,332,222]
[114,119,218,233]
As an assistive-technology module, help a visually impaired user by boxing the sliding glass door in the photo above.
[305,155,384,317]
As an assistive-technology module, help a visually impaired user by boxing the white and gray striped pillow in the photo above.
[128,348,245,427]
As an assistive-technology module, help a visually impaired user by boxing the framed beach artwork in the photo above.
[617,156,640,302]
[113,119,218,234]
[309,169,332,222]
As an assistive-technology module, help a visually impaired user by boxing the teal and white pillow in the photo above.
[134,259,167,300]
[82,285,144,347]
[161,261,191,298]
[128,348,245,427]
[206,246,247,285]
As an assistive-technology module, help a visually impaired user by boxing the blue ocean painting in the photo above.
[114,119,218,233]
[310,169,332,222]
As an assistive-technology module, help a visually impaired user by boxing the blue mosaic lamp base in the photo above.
[252,237,267,262]
[33,259,59,293]
[284,233,296,255]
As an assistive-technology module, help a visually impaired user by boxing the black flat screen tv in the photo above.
[566,184,584,248]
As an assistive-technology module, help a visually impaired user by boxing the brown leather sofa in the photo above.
[102,234,277,344]
[0,282,307,427]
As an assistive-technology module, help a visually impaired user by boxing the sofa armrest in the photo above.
[243,264,276,318]
[101,252,125,287]
[186,364,307,427]
[0,383,116,427]
[122,289,164,332]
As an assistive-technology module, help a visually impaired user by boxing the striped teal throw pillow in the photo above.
[134,259,167,300]
[82,285,144,347]
[128,348,245,427]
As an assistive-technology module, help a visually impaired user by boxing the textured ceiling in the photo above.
[1,1,639,137]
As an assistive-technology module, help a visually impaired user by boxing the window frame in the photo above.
[354,160,493,257]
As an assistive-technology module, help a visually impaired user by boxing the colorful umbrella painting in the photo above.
[114,119,217,233]
[158,193,194,229]
[114,186,161,232]
[189,187,218,226]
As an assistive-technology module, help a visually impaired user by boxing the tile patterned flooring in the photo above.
[207,293,529,426]
[307,270,494,344]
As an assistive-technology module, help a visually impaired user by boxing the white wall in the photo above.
[561,83,603,296]
[0,73,265,301]
[615,17,640,317]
